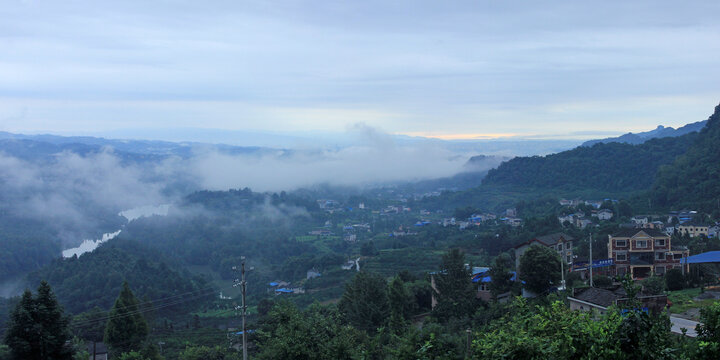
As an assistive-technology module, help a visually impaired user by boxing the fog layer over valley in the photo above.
[0,127,504,284]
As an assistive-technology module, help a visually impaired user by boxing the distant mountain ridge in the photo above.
[581,120,707,147]
[0,132,280,164]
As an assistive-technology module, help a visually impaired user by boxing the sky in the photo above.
[1,0,719,141]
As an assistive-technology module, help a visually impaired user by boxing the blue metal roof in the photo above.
[233,330,256,335]
[472,271,517,283]
[275,288,294,293]
[683,251,720,264]
[269,282,279,286]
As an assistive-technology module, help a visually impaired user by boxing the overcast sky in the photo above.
[1,0,719,141]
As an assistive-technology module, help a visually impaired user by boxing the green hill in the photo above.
[652,102,720,214]
[27,238,211,314]
[482,133,697,193]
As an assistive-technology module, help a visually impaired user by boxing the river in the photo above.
[61,204,170,258]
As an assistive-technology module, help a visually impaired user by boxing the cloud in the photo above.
[186,125,470,192]
[0,125,488,245]
[1,1,719,137]
[0,149,170,244]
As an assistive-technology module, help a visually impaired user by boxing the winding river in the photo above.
[61,204,170,258]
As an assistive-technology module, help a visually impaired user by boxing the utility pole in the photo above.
[589,233,593,287]
[233,257,248,360]
[466,329,472,356]
[560,250,565,290]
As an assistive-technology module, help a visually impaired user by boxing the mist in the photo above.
[0,125,503,248]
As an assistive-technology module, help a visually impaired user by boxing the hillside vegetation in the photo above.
[482,133,696,192]
[652,102,720,214]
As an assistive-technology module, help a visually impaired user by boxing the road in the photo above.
[669,316,699,337]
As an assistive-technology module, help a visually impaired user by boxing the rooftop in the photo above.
[611,228,667,238]
[535,232,575,245]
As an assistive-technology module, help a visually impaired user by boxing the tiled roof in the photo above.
[611,228,667,238]
[535,232,575,245]
[572,287,618,308]
[679,221,710,227]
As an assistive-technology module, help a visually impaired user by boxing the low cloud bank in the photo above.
[0,125,502,246]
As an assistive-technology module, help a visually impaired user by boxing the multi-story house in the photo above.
[677,222,710,238]
[607,228,688,279]
[514,232,575,274]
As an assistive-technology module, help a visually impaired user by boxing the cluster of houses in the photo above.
[558,209,613,229]
[434,228,697,308]
[624,211,719,239]
[559,198,610,208]
[439,209,522,230]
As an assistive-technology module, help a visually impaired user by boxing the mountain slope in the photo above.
[652,102,720,213]
[582,120,706,147]
[482,133,696,193]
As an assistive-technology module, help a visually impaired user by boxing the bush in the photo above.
[666,269,685,291]
[566,271,582,288]
[642,275,665,295]
[593,275,613,287]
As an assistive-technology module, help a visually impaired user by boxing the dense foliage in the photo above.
[105,282,150,355]
[0,216,61,279]
[653,102,720,214]
[26,239,210,315]
[518,245,561,294]
[3,282,72,360]
[483,133,696,192]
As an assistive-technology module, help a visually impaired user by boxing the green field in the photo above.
[362,247,489,278]
[667,287,719,316]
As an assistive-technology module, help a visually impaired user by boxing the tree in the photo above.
[104,282,149,355]
[387,275,413,334]
[665,269,685,291]
[3,282,72,360]
[519,245,561,294]
[617,200,634,219]
[432,249,477,320]
[360,241,379,256]
[641,276,665,295]
[488,253,514,299]
[338,271,389,332]
[70,307,107,342]
[697,302,720,358]
[257,302,363,359]
[593,275,613,288]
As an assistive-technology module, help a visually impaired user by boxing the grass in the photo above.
[667,287,719,315]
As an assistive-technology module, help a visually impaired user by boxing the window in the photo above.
[636,240,647,248]
[558,244,563,251]
[615,239,627,247]
[656,266,666,275]
[616,252,627,261]
[566,242,572,250]
[567,255,572,263]
[655,252,666,261]
[673,253,683,260]
[655,239,666,247]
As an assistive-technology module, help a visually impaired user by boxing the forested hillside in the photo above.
[652,102,720,215]
[482,133,696,192]
[26,238,211,314]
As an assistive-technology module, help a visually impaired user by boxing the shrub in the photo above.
[593,275,613,287]
[666,269,685,291]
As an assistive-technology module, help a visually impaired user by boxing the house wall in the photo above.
[608,231,686,279]
[568,298,607,315]
[678,225,709,238]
